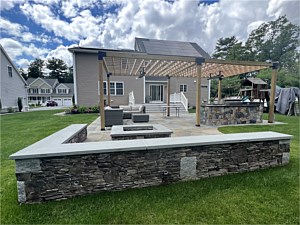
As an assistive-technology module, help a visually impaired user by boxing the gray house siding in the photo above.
[75,52,144,106]
[0,46,28,111]
[170,77,209,107]
[74,51,209,107]
[104,75,144,106]
[75,52,100,106]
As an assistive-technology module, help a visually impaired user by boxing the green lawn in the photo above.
[1,111,299,224]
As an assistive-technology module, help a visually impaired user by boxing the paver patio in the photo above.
[85,112,285,142]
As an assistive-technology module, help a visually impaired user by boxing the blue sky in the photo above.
[0,0,298,70]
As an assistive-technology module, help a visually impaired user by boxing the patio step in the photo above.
[144,103,188,113]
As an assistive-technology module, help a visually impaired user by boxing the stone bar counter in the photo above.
[203,102,263,126]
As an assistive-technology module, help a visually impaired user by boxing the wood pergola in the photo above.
[98,50,278,130]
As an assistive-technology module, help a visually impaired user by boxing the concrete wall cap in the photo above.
[9,130,292,160]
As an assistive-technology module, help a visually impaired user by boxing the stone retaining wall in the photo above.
[13,135,290,203]
[204,104,263,126]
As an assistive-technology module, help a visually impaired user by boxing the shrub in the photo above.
[91,105,99,113]
[17,97,23,112]
[78,106,87,114]
[7,107,14,113]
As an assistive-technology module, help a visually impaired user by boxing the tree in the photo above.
[246,15,299,70]
[27,58,44,78]
[210,75,242,98]
[64,66,74,83]
[212,36,246,60]
[47,57,68,83]
[212,16,300,89]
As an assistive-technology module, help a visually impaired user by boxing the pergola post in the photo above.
[107,73,111,106]
[195,58,204,126]
[167,75,171,116]
[218,78,222,103]
[268,62,279,123]
[98,52,106,131]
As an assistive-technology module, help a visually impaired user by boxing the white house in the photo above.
[26,77,74,106]
[0,44,28,112]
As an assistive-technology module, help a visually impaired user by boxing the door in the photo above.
[53,98,62,106]
[63,98,72,106]
[150,85,164,102]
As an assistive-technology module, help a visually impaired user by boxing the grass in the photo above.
[1,111,299,224]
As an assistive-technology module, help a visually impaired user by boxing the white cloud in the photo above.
[0,38,49,65]
[0,18,27,36]
[61,0,98,18]
[0,0,26,11]
[267,0,300,24]
[0,18,61,44]
[76,0,298,55]
[2,0,299,70]
[20,3,102,41]
[0,38,24,59]
[46,45,75,66]
[16,58,31,68]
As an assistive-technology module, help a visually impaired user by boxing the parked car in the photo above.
[46,101,58,107]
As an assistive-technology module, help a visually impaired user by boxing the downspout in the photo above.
[208,79,211,103]
[72,52,78,105]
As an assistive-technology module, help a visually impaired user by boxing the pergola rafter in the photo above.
[96,49,276,130]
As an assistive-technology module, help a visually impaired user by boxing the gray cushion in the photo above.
[132,114,149,123]
[105,109,123,127]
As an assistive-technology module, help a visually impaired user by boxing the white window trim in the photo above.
[7,65,12,77]
[57,88,68,94]
[101,81,124,96]
[180,84,188,93]
[41,88,51,94]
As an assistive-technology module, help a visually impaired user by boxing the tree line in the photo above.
[210,15,299,98]
[19,57,73,83]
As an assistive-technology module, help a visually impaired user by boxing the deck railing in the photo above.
[170,92,188,111]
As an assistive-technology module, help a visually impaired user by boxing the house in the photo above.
[0,44,28,112]
[26,77,74,106]
[69,38,211,108]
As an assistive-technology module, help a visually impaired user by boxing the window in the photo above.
[101,81,124,96]
[180,84,188,93]
[41,89,51,94]
[110,82,115,95]
[115,82,124,95]
[8,66,12,77]
[57,89,67,94]
[28,88,38,94]
[103,82,107,95]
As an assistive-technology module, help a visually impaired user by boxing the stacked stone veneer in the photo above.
[204,103,263,126]
[11,131,291,204]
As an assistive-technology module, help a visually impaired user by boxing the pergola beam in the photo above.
[195,59,204,126]
[268,62,279,123]
[98,52,107,131]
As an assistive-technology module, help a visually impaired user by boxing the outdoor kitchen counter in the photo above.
[203,103,263,126]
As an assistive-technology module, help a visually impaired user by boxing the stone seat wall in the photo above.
[9,125,292,204]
